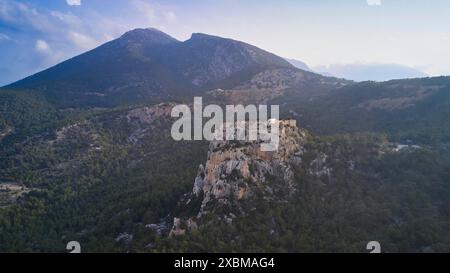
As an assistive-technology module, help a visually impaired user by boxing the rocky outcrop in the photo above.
[186,33,293,87]
[206,68,347,104]
[309,152,332,178]
[125,103,175,144]
[169,120,309,236]
[126,103,174,124]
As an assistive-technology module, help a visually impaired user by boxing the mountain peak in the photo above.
[6,28,294,107]
[120,28,179,45]
[189,32,223,40]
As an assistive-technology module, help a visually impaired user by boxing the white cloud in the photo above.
[68,31,99,50]
[66,0,81,6]
[132,0,177,26]
[133,0,157,25]
[51,10,82,27]
[0,0,57,33]
[0,33,11,42]
[164,11,176,23]
[35,39,51,53]
[366,0,382,6]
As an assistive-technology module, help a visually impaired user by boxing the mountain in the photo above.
[4,28,294,107]
[285,58,312,71]
[314,63,428,82]
[1,28,450,253]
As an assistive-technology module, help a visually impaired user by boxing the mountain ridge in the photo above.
[4,28,295,107]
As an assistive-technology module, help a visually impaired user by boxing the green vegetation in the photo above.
[1,73,450,253]
[155,135,450,253]
[0,90,61,137]
[274,77,450,144]
[0,107,208,252]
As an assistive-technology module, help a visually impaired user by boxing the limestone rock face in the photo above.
[193,164,205,197]
[170,120,309,235]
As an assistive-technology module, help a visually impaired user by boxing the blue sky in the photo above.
[1,0,450,85]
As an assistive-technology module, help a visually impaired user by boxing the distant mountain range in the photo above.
[4,27,433,110]
[285,58,428,82]
[314,63,429,82]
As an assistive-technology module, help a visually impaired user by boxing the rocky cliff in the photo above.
[170,120,309,236]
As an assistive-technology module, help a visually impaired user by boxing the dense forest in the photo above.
[1,62,450,253]
[155,135,450,253]
[1,93,449,252]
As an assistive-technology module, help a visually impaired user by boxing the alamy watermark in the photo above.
[170,97,280,151]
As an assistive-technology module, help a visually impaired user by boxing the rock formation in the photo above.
[169,119,309,236]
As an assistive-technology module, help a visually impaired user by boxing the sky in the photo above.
[1,0,450,85]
